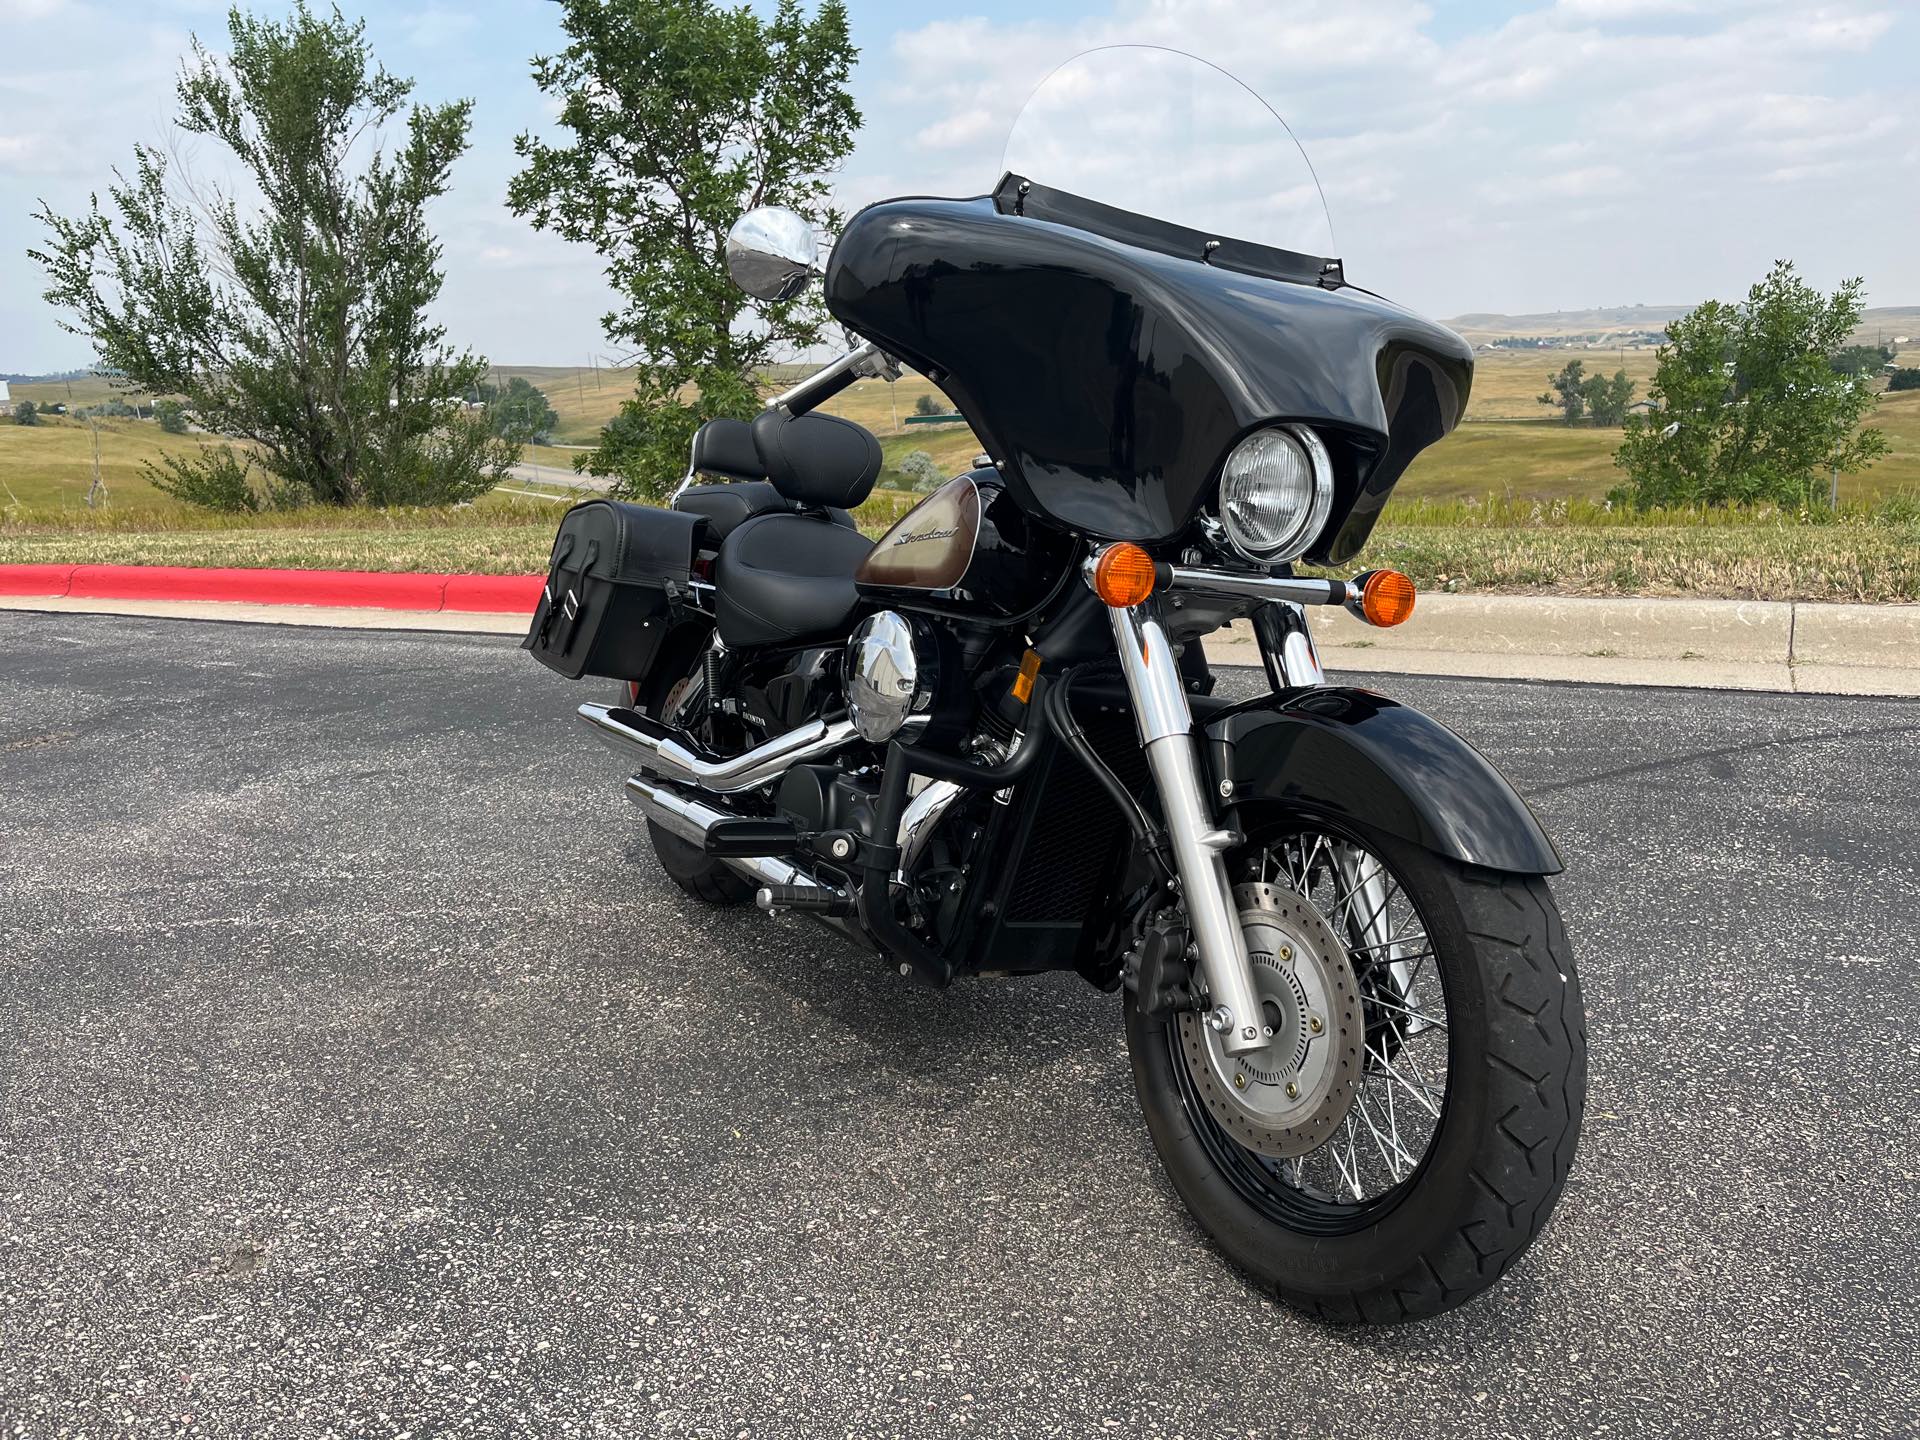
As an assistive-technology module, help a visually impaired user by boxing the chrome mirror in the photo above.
[726,206,819,302]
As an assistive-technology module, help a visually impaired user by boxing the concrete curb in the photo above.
[1203,593,1920,696]
[2,565,1917,698]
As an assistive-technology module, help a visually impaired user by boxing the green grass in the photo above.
[7,504,1913,601]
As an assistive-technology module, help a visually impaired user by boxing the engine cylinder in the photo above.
[846,610,932,743]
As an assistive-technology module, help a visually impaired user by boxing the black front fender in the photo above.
[1204,687,1562,875]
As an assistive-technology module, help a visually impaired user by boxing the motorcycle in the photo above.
[527,48,1585,1323]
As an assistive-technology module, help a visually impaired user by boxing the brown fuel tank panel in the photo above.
[856,476,982,592]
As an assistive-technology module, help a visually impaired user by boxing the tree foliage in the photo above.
[1613,262,1887,509]
[1538,359,1589,423]
[478,376,560,444]
[897,449,943,491]
[1538,358,1634,425]
[13,400,38,426]
[1889,368,1920,393]
[154,398,190,434]
[508,0,859,500]
[912,392,943,417]
[31,4,514,510]
[1585,369,1635,427]
[1828,344,1892,379]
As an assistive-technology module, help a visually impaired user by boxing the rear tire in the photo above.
[1126,823,1585,1323]
[647,822,755,905]
[623,676,755,907]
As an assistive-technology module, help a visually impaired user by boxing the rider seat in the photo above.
[714,513,873,648]
[707,409,883,647]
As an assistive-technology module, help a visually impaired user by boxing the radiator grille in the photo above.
[1004,712,1145,924]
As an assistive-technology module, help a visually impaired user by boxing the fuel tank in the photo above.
[856,468,1074,620]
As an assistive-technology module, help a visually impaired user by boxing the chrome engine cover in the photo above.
[846,610,932,744]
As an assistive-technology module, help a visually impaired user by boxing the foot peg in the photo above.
[756,884,852,917]
[703,818,801,858]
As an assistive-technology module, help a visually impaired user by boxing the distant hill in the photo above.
[1448,305,1920,348]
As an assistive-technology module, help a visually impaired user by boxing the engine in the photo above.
[846,610,939,743]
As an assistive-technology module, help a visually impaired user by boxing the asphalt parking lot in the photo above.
[1,611,1915,1438]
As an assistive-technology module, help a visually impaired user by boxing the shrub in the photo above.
[13,400,37,425]
[912,392,944,417]
[897,449,944,491]
[1889,368,1920,393]
[154,398,189,434]
[148,445,264,512]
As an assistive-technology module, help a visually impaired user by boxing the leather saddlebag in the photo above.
[523,500,706,680]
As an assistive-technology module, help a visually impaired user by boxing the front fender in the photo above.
[1204,687,1562,875]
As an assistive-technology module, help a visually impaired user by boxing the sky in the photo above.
[1,0,1916,374]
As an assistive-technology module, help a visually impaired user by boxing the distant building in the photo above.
[0,380,11,417]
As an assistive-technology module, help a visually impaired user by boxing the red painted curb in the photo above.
[0,563,542,615]
[443,573,545,612]
[0,563,79,597]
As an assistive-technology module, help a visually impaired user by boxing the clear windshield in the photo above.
[1000,46,1335,260]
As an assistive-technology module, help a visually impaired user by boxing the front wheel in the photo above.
[1125,819,1585,1323]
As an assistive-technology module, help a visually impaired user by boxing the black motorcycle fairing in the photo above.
[1205,688,1563,875]
[713,512,873,648]
[751,410,883,510]
[823,188,1472,560]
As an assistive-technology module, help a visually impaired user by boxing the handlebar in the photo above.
[769,341,903,416]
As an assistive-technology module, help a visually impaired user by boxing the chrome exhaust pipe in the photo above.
[624,775,855,936]
[580,703,858,794]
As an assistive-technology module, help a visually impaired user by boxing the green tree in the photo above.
[1538,359,1587,423]
[31,4,514,511]
[154,398,190,434]
[508,0,859,500]
[13,399,38,426]
[479,376,560,443]
[1828,344,1892,379]
[1614,261,1888,509]
[1889,368,1920,393]
[912,392,943,417]
[1583,368,1636,427]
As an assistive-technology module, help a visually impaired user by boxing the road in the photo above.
[1,612,1915,1438]
[506,457,614,497]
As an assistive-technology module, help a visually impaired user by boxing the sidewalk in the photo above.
[1206,593,1920,697]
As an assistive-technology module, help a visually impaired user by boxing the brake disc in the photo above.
[1175,882,1365,1159]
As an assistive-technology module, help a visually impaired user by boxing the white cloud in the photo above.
[853,0,1917,319]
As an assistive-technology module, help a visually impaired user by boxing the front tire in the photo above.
[1126,822,1585,1323]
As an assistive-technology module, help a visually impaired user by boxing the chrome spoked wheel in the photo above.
[1172,826,1452,1232]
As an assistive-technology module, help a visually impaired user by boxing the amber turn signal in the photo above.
[1358,569,1417,627]
[1092,543,1157,608]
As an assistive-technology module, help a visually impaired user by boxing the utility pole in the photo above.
[84,417,106,508]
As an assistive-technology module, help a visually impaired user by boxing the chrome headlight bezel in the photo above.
[1215,424,1335,565]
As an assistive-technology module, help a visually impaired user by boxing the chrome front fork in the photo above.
[1108,598,1267,1056]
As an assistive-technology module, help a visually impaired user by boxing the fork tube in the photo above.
[1252,600,1326,690]
[1109,598,1267,1057]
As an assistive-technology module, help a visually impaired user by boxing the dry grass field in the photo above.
[0,418,199,509]
[6,344,1915,602]
[8,374,160,413]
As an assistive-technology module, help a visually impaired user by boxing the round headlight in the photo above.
[1217,425,1334,564]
